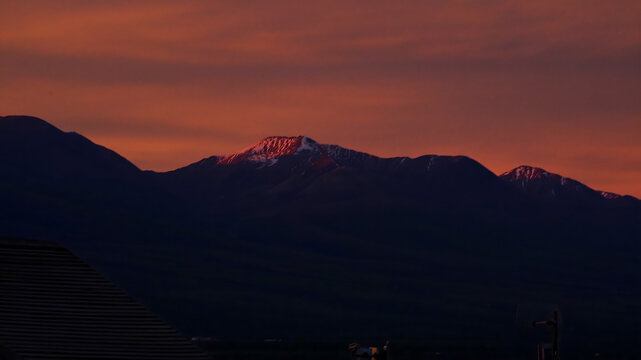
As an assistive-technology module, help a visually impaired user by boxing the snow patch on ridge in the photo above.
[218,136,321,165]
[599,191,622,199]
[296,136,319,154]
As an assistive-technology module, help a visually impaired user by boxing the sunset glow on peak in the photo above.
[218,135,319,165]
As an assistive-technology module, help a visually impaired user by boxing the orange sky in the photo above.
[1,0,640,196]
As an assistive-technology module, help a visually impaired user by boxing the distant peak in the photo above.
[501,165,551,180]
[218,135,322,165]
[500,165,606,198]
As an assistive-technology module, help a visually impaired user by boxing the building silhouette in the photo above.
[0,238,211,360]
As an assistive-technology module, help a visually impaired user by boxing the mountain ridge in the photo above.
[1,115,637,202]
[1,115,640,356]
[179,133,637,200]
[500,165,626,200]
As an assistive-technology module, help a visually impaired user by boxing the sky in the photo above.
[1,0,640,196]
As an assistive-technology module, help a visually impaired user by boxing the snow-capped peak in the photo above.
[214,135,386,168]
[500,165,550,181]
[218,136,323,165]
[500,165,636,200]
[500,165,602,197]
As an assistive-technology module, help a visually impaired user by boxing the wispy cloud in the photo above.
[1,0,640,195]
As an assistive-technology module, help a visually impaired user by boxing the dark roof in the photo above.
[0,238,211,360]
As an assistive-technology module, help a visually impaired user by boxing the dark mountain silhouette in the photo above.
[1,115,639,358]
[0,115,138,179]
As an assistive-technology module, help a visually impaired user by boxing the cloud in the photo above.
[1,0,640,196]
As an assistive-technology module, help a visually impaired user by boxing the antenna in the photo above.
[516,303,562,360]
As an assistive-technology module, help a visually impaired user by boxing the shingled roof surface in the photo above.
[0,238,211,360]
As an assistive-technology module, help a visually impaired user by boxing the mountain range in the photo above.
[1,115,639,358]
